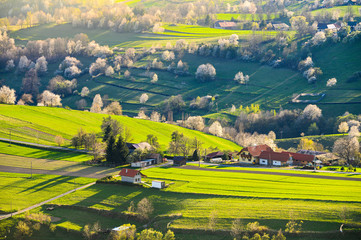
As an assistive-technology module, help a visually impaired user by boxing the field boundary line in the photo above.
[0,182,96,221]
[0,138,88,153]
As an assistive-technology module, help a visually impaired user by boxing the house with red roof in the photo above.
[259,151,292,166]
[214,21,237,29]
[237,145,273,164]
[119,168,146,183]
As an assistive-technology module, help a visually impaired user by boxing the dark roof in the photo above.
[126,143,139,150]
[259,151,291,162]
[317,23,328,29]
[173,156,186,161]
[239,145,273,157]
[147,153,161,159]
[206,151,224,159]
[348,21,357,26]
[284,152,315,162]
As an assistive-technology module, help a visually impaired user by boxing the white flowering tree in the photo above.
[326,78,337,87]
[196,63,216,81]
[0,86,16,104]
[80,87,90,97]
[39,90,62,107]
[90,94,103,113]
[209,121,223,137]
[140,93,149,104]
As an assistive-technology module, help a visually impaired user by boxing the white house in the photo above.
[152,180,165,189]
[119,168,145,183]
[210,157,223,163]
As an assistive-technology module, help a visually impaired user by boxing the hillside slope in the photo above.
[0,105,241,151]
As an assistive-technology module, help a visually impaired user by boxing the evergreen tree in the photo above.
[114,135,129,164]
[106,135,116,163]
[192,150,199,162]
[103,125,112,142]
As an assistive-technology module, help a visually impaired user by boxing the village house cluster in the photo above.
[206,144,327,167]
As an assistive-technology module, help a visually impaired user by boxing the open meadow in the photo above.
[0,141,92,162]
[44,167,361,236]
[0,172,94,214]
[0,105,241,151]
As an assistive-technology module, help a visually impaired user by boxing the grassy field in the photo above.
[215,13,280,21]
[0,172,94,213]
[9,23,283,49]
[7,22,361,119]
[0,141,92,162]
[47,167,361,234]
[186,163,361,178]
[311,5,361,18]
[0,105,241,151]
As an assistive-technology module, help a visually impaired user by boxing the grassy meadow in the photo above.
[0,105,241,151]
[45,167,361,235]
[311,5,361,18]
[0,141,92,162]
[0,172,94,213]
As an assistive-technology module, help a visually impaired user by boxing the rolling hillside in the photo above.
[0,105,241,151]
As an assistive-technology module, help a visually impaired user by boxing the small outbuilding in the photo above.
[152,180,165,189]
[119,168,146,183]
[173,156,187,166]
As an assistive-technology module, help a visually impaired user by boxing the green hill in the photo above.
[0,105,241,151]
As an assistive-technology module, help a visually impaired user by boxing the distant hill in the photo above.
[0,105,241,151]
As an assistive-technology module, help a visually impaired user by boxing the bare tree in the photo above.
[136,198,154,221]
[333,137,360,165]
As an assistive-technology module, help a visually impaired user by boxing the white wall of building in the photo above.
[260,159,268,165]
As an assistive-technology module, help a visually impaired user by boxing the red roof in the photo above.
[285,152,315,162]
[239,145,273,157]
[259,151,291,162]
[218,21,237,28]
[119,168,141,177]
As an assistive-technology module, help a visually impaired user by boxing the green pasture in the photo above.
[215,13,280,21]
[0,105,241,151]
[186,163,361,178]
[311,5,361,18]
[49,167,361,232]
[0,172,94,213]
[9,23,289,49]
[0,141,92,162]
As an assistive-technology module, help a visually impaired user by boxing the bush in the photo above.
[347,72,361,83]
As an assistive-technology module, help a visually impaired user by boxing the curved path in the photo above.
[181,165,361,182]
